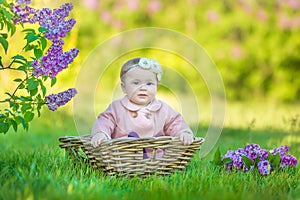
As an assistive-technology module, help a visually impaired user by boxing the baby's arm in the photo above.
[163,103,194,145]
[91,131,110,147]
[178,130,194,145]
[91,104,116,147]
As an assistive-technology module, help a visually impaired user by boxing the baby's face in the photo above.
[121,68,157,106]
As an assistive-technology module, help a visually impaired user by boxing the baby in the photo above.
[91,57,194,148]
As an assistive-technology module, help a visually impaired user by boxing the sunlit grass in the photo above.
[1,102,299,200]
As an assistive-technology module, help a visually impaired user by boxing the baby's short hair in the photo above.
[120,57,162,82]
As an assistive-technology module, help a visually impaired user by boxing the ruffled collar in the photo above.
[120,96,161,112]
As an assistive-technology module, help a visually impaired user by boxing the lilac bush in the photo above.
[0,0,79,134]
[11,2,78,78]
[213,143,298,176]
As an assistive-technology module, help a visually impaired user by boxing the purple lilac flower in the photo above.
[270,145,290,156]
[11,5,36,24]
[258,160,270,176]
[38,3,76,40]
[221,143,298,176]
[17,0,31,5]
[244,143,261,153]
[45,88,77,111]
[280,155,298,167]
[257,149,268,160]
[32,40,79,78]
[222,149,246,170]
[11,2,79,78]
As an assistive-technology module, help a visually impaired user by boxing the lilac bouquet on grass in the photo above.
[213,144,298,176]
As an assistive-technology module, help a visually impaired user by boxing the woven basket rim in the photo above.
[59,135,205,145]
[59,135,205,177]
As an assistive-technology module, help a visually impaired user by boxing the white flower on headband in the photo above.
[138,58,162,81]
[138,58,152,69]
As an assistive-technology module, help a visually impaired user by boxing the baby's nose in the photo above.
[139,84,147,89]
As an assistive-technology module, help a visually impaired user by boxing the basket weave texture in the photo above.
[59,135,204,177]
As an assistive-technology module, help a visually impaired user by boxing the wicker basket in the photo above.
[59,135,204,177]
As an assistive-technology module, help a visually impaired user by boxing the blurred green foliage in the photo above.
[72,0,300,102]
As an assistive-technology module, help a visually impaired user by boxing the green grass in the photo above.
[0,107,299,200]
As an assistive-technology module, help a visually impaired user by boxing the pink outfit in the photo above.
[92,96,193,139]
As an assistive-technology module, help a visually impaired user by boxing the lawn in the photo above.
[0,103,299,200]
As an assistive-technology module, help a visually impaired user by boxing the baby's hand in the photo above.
[91,132,108,148]
[178,131,194,145]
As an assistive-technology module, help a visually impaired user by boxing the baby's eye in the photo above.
[132,81,139,85]
[146,82,154,86]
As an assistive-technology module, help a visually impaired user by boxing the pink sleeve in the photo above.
[91,103,116,138]
[163,104,193,137]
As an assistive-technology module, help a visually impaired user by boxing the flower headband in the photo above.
[120,58,163,82]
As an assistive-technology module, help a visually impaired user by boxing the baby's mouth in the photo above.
[138,94,147,97]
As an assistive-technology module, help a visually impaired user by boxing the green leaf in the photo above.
[4,92,12,98]
[24,44,35,51]
[12,55,27,61]
[21,104,32,113]
[22,28,35,33]
[40,37,47,50]
[12,121,18,132]
[12,55,27,66]
[51,77,57,86]
[7,118,17,132]
[27,78,39,91]
[222,157,232,165]
[212,147,222,165]
[269,153,281,168]
[2,9,12,21]
[254,157,261,167]
[242,156,254,168]
[17,65,26,71]
[29,88,38,96]
[0,56,3,67]
[0,36,8,54]
[25,33,38,44]
[0,33,8,39]
[38,27,48,33]
[0,121,9,134]
[7,22,16,36]
[34,48,43,59]
[18,82,25,89]
[24,112,34,123]
[14,78,23,82]
[38,80,47,96]
[15,116,26,129]
[42,76,48,82]
[13,60,27,66]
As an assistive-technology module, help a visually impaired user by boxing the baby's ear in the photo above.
[121,82,126,93]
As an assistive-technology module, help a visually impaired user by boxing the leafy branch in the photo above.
[0,0,79,134]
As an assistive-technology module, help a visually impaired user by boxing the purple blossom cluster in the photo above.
[45,88,77,111]
[17,0,31,5]
[31,42,79,78]
[222,144,298,176]
[257,160,270,176]
[11,2,79,78]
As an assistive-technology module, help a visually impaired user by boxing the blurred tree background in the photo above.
[70,0,300,103]
[2,0,300,111]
